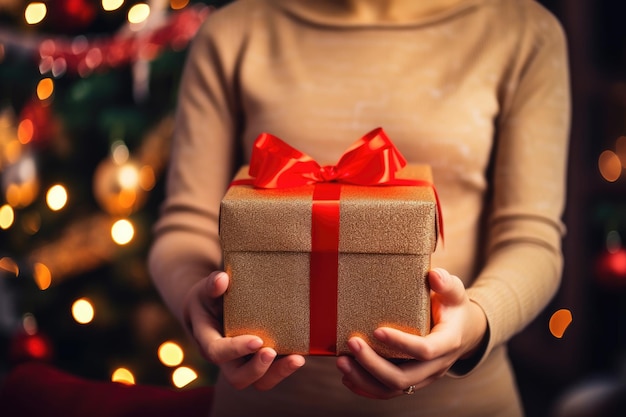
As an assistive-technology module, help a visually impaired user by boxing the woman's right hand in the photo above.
[183,271,306,390]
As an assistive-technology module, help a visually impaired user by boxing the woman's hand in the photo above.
[183,271,305,390]
[336,267,487,399]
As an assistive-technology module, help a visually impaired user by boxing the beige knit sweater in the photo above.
[148,0,570,415]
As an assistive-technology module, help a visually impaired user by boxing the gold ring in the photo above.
[403,385,416,395]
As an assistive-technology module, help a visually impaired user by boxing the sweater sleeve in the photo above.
[147,6,247,325]
[452,3,571,375]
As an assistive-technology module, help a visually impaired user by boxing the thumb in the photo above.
[208,271,229,298]
[429,268,466,305]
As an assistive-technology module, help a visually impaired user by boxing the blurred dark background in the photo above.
[1,1,626,416]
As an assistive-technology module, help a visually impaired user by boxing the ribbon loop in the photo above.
[248,127,407,188]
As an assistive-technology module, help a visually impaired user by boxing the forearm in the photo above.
[467,240,563,353]
[148,229,222,325]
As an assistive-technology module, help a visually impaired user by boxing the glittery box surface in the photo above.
[220,165,438,358]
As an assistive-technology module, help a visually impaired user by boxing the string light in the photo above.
[128,3,151,25]
[17,119,34,144]
[549,309,573,338]
[139,165,156,191]
[72,298,95,324]
[24,2,47,25]
[36,78,54,101]
[111,219,134,245]
[158,341,184,367]
[111,141,129,164]
[46,184,68,211]
[0,257,19,277]
[23,313,38,335]
[0,204,14,229]
[598,150,621,182]
[33,262,51,290]
[102,0,125,12]
[112,367,136,385]
[171,0,190,10]
[118,164,139,189]
[172,366,197,388]
[3,140,21,165]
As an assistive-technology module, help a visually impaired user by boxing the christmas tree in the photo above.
[0,0,228,389]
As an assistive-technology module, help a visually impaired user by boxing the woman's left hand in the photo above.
[336,267,488,399]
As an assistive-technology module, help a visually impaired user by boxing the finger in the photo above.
[221,347,277,390]
[374,326,461,362]
[185,302,222,361]
[204,335,265,365]
[183,273,228,336]
[337,356,395,400]
[199,271,229,305]
[344,337,412,392]
[253,355,306,391]
[338,344,453,398]
[429,268,466,305]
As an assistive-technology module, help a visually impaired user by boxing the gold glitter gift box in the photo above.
[220,164,439,358]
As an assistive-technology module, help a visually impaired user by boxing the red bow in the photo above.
[239,127,444,243]
[248,127,409,188]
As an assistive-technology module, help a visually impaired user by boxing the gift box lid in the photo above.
[220,164,438,255]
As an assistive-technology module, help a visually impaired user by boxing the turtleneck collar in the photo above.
[270,0,487,28]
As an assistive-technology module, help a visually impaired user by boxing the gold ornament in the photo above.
[92,156,148,216]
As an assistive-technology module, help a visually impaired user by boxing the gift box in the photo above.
[219,129,440,358]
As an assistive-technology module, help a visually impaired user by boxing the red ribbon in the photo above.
[248,127,410,188]
[234,128,442,354]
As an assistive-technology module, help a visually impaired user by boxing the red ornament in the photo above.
[595,248,626,288]
[18,99,58,147]
[46,0,97,32]
[9,331,54,364]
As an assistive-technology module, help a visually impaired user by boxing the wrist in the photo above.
[462,300,488,359]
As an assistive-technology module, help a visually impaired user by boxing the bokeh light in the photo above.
[23,313,38,335]
[33,262,51,290]
[139,165,155,191]
[118,164,139,189]
[128,3,150,24]
[25,2,47,25]
[549,308,573,338]
[46,184,68,211]
[3,139,22,165]
[102,0,125,12]
[17,119,34,144]
[598,150,622,182]
[111,219,134,245]
[158,341,184,367]
[3,152,39,208]
[0,257,19,277]
[171,0,190,10]
[36,78,54,101]
[172,366,198,388]
[111,367,136,385]
[0,204,14,229]
[72,298,95,324]
[111,141,129,164]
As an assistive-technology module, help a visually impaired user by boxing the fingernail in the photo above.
[214,272,227,284]
[373,328,387,342]
[247,337,263,351]
[347,338,361,353]
[434,267,448,282]
[260,349,277,365]
[289,356,305,370]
